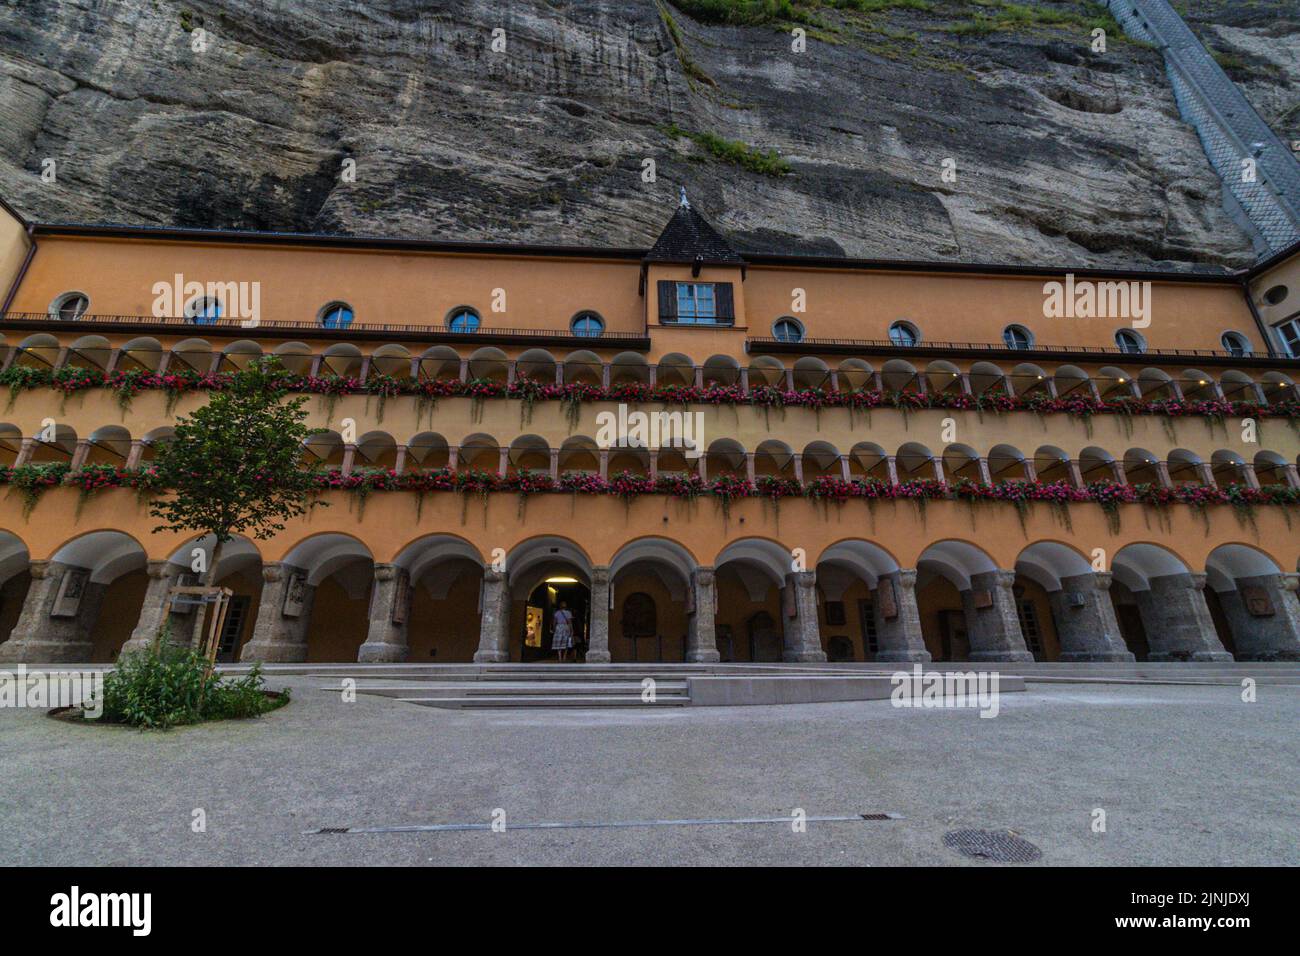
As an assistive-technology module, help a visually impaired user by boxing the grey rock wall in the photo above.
[0,0,1294,269]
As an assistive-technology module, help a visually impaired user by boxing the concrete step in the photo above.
[398,694,690,710]
[340,681,689,699]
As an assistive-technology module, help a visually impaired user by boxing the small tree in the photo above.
[149,356,324,586]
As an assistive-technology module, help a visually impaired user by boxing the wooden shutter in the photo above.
[657,280,676,322]
[715,283,734,324]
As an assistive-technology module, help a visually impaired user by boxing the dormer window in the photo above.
[657,281,734,326]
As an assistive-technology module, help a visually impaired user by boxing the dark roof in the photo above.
[1246,236,1300,279]
[643,203,745,266]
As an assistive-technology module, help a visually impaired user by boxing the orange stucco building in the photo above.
[2,192,1300,666]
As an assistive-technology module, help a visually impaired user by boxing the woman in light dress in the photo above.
[551,602,575,662]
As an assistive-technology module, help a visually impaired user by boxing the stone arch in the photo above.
[157,535,265,662]
[1013,541,1133,662]
[915,539,1030,663]
[714,537,795,663]
[502,535,596,662]
[0,531,31,647]
[1204,544,1299,661]
[1109,543,1231,662]
[815,539,924,662]
[609,536,698,662]
[0,530,150,663]
[244,533,375,663]
[391,534,485,663]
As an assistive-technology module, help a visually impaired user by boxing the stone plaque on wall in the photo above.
[878,578,898,621]
[972,589,994,609]
[282,571,308,618]
[50,567,90,619]
[782,582,796,619]
[392,572,410,625]
[1242,586,1275,617]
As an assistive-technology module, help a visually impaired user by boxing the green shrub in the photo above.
[92,634,287,729]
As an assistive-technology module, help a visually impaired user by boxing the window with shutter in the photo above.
[661,282,733,326]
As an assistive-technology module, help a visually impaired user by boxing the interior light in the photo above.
[545,576,579,584]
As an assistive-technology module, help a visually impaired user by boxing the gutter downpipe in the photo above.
[1,224,37,316]
[1241,276,1278,358]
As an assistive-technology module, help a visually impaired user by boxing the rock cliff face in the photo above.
[0,0,1295,269]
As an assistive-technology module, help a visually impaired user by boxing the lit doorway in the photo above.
[521,577,591,662]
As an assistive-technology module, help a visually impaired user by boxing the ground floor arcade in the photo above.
[2,521,1298,665]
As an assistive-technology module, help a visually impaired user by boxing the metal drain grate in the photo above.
[943,828,1042,863]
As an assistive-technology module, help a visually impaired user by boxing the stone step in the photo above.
[397,694,690,709]
[340,681,690,699]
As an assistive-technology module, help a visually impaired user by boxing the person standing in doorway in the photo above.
[552,601,575,662]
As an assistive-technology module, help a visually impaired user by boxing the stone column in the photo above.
[685,566,720,663]
[873,570,931,662]
[1136,573,1233,661]
[1213,573,1300,661]
[783,570,827,662]
[473,569,510,663]
[962,569,1034,662]
[240,563,314,662]
[120,560,196,655]
[0,561,101,663]
[585,566,611,663]
[357,564,410,662]
[1051,572,1135,662]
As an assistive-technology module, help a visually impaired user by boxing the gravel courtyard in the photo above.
[1,677,1296,866]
